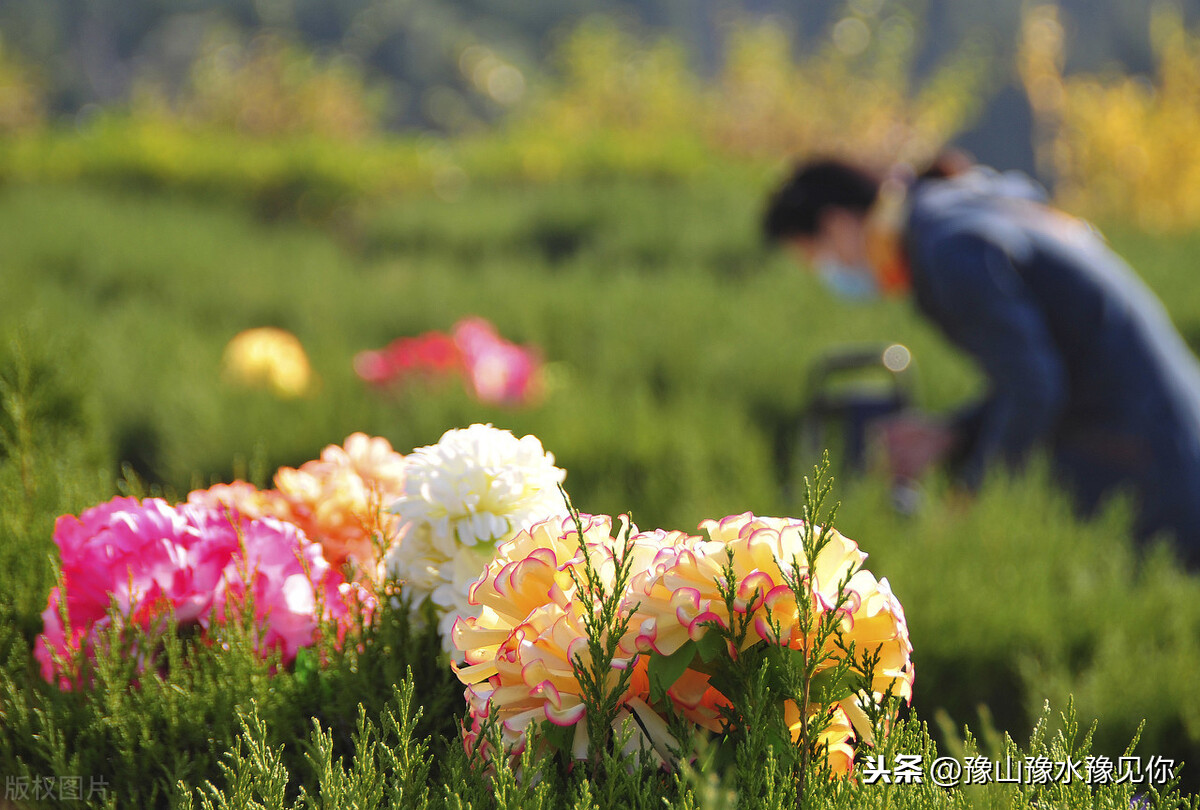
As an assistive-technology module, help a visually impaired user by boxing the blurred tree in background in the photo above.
[6,1,1200,225]
[0,36,44,133]
[132,29,383,139]
[1022,2,1200,230]
[2,0,1198,152]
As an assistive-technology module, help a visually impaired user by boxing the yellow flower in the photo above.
[452,514,598,675]
[785,701,855,776]
[625,514,865,657]
[453,513,643,681]
[830,572,913,744]
[221,327,314,398]
[454,508,913,776]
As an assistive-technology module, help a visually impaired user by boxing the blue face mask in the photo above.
[816,257,880,302]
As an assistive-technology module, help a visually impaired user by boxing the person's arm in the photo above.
[921,231,1068,489]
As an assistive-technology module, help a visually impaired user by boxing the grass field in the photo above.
[3,175,1200,801]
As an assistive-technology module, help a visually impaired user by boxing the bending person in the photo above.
[764,158,1200,565]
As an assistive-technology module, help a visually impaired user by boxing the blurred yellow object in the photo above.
[0,36,45,134]
[145,31,381,141]
[1021,3,1200,231]
[221,327,314,399]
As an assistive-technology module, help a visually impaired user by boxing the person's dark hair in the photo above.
[762,159,881,243]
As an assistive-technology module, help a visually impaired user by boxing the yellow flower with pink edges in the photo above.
[622,512,914,770]
[703,515,913,743]
[453,514,677,766]
[450,504,912,777]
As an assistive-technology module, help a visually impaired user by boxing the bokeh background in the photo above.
[4,0,1200,794]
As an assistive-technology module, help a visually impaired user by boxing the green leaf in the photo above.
[765,728,794,757]
[710,733,740,773]
[541,718,576,756]
[695,630,727,664]
[647,641,696,703]
[808,668,855,704]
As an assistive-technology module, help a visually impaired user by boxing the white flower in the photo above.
[384,424,568,654]
[429,543,498,645]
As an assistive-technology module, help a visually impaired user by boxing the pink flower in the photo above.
[353,349,394,386]
[452,318,542,407]
[187,509,354,663]
[35,497,363,688]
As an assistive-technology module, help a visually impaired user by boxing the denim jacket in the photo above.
[905,168,1200,560]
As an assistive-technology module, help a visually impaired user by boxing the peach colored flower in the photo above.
[274,433,406,573]
[186,481,297,524]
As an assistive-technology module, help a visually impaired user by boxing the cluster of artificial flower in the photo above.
[35,419,913,782]
[355,317,542,407]
[189,432,407,572]
[220,318,541,408]
[451,511,914,775]
[35,496,370,688]
[36,432,405,686]
[37,424,567,686]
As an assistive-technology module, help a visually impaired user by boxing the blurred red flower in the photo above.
[355,317,543,407]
